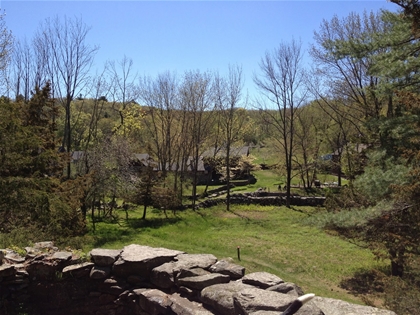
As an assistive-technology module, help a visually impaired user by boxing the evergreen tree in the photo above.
[312,9,420,278]
[0,83,86,246]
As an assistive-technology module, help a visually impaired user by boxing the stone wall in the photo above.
[198,192,326,208]
[0,242,396,315]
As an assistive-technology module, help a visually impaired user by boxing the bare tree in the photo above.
[293,105,325,188]
[32,31,50,92]
[179,70,216,209]
[140,71,179,177]
[308,11,391,183]
[254,39,307,207]
[214,65,248,211]
[0,11,13,95]
[107,56,140,136]
[310,11,388,122]
[34,15,98,178]
[12,36,50,101]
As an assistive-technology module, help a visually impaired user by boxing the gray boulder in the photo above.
[150,261,178,289]
[175,253,218,269]
[113,244,183,278]
[177,273,230,291]
[209,260,245,280]
[62,262,94,278]
[32,241,55,250]
[267,282,305,296]
[99,278,129,296]
[90,265,111,279]
[312,296,397,315]
[90,248,121,266]
[233,287,323,315]
[5,250,25,264]
[136,288,172,315]
[178,267,210,279]
[168,292,214,315]
[26,260,59,280]
[150,253,217,289]
[50,251,72,262]
[200,281,255,315]
[242,271,284,288]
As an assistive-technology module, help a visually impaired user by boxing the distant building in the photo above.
[201,146,250,158]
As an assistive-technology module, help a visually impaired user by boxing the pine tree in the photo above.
[0,83,86,246]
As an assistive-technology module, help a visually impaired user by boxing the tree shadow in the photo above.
[91,216,183,248]
[227,209,252,221]
[339,268,387,296]
[289,205,316,216]
[125,216,182,229]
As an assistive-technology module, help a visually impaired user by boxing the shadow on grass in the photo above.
[340,268,387,296]
[91,216,183,248]
[290,205,319,216]
[227,209,252,221]
[125,216,182,229]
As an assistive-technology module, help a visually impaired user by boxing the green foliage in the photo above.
[304,201,392,233]
[324,186,372,212]
[384,268,420,315]
[355,150,411,202]
[368,11,420,94]
[317,187,420,277]
[152,185,181,211]
[0,84,87,247]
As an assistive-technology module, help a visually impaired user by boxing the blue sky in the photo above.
[2,1,398,98]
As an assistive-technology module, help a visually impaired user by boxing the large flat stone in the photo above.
[168,292,214,315]
[150,253,218,290]
[175,253,218,270]
[90,248,122,267]
[312,296,397,315]
[241,271,284,288]
[233,287,323,315]
[62,262,94,278]
[137,288,172,315]
[209,260,245,280]
[113,244,184,278]
[200,281,255,315]
[177,273,230,291]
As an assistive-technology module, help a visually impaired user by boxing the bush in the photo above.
[324,185,372,212]
[384,275,420,315]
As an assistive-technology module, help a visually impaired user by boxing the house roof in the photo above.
[132,153,157,168]
[162,157,206,172]
[201,146,250,158]
[134,154,206,172]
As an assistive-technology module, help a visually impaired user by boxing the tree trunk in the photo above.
[390,249,405,277]
[391,260,404,277]
[142,204,147,220]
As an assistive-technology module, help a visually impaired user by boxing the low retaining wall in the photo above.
[0,242,395,315]
[198,192,326,209]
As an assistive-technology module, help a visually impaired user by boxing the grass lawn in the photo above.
[204,169,347,195]
[85,204,386,306]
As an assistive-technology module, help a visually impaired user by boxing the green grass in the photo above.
[212,169,346,195]
[85,204,386,305]
[251,145,280,166]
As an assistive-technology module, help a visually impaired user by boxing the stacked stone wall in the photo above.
[0,242,395,315]
[197,193,325,209]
